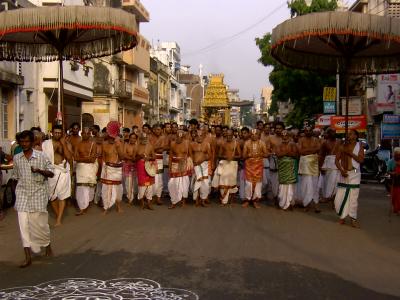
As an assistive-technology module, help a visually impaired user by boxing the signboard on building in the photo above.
[340,97,362,116]
[381,123,400,139]
[323,102,336,114]
[377,74,400,113]
[316,115,332,128]
[383,114,400,124]
[323,87,336,101]
[331,115,367,133]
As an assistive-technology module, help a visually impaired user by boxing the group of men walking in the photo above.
[10,119,364,267]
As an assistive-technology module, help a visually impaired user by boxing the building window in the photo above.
[2,92,8,139]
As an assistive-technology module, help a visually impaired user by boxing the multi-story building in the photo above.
[261,87,272,114]
[151,42,187,123]
[227,89,241,127]
[82,0,150,129]
[179,73,203,120]
[349,0,400,149]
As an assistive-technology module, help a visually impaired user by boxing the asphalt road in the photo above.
[0,183,399,299]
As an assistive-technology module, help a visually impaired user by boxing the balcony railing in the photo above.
[114,79,132,99]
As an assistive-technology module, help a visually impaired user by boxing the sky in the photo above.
[140,0,291,101]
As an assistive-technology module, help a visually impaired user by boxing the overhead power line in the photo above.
[183,2,287,57]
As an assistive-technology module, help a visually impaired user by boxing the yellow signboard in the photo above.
[323,87,336,101]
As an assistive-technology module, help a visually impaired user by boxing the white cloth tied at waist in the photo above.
[321,155,337,170]
[76,161,98,185]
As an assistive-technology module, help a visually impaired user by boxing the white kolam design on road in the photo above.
[0,278,199,300]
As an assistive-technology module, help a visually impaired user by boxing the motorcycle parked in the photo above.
[361,146,388,183]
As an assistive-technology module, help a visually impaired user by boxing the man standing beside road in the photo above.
[334,130,364,227]
[298,126,321,213]
[74,127,98,215]
[42,125,73,226]
[151,124,168,205]
[12,130,54,268]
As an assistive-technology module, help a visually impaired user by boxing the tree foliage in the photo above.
[256,0,338,127]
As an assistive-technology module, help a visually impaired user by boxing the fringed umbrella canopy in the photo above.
[271,11,400,75]
[0,6,138,62]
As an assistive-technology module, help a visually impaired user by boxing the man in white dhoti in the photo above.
[319,128,341,202]
[242,130,268,208]
[213,130,241,206]
[122,133,137,205]
[151,124,168,205]
[42,124,73,226]
[101,125,125,214]
[191,133,211,206]
[168,130,191,209]
[12,130,54,267]
[334,130,364,228]
[266,122,284,203]
[74,127,98,215]
[298,126,321,213]
[276,130,298,210]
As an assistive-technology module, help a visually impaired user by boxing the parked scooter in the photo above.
[361,145,388,182]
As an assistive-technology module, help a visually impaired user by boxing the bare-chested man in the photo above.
[136,133,156,210]
[238,127,250,201]
[101,130,124,214]
[74,127,97,215]
[276,130,298,210]
[123,133,138,205]
[297,126,321,212]
[42,125,73,226]
[334,130,364,227]
[319,128,341,202]
[213,129,242,206]
[190,132,211,206]
[67,122,82,154]
[151,124,168,205]
[242,129,267,208]
[168,130,191,209]
[91,125,103,205]
[265,122,283,202]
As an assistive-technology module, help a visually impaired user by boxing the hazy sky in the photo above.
[140,0,291,100]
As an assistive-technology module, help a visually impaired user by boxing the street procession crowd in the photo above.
[4,118,376,267]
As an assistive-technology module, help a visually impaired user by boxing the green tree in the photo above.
[256,0,337,128]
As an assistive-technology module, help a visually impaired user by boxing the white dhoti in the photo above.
[48,162,71,201]
[76,162,98,210]
[279,184,296,209]
[193,161,210,200]
[168,176,190,204]
[213,160,238,204]
[298,154,319,206]
[101,164,123,210]
[321,155,340,199]
[18,211,50,253]
[153,156,164,198]
[245,181,262,200]
[138,185,153,201]
[334,171,361,220]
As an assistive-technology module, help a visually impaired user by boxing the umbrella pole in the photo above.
[58,55,64,130]
[345,71,349,140]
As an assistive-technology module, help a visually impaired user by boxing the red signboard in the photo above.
[330,115,367,133]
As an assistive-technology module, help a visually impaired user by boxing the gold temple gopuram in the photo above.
[202,74,230,125]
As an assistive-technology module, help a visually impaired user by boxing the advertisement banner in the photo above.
[341,97,362,116]
[323,102,336,114]
[381,123,400,139]
[383,114,400,124]
[330,115,367,133]
[323,87,336,101]
[316,115,332,128]
[376,74,400,113]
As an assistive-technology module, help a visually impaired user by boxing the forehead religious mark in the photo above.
[0,278,199,300]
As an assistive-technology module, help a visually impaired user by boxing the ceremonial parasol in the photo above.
[0,5,138,126]
[271,11,400,136]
